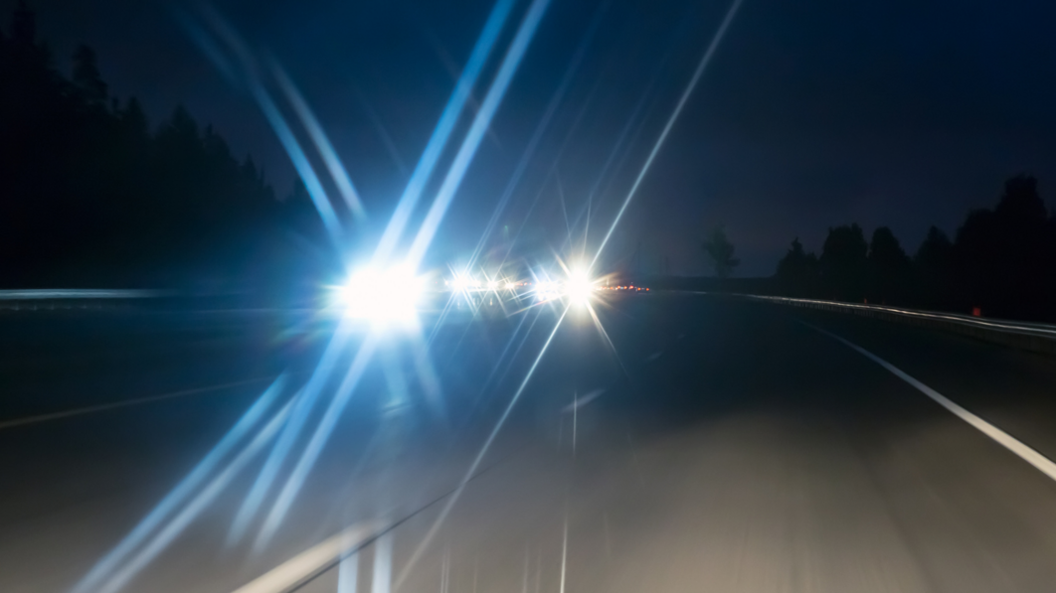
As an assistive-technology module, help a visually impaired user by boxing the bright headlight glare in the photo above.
[565,269,594,304]
[341,266,423,323]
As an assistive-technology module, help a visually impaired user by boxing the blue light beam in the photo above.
[69,374,288,593]
[228,320,353,544]
[464,1,607,272]
[372,0,518,266]
[255,332,381,546]
[199,7,343,244]
[273,62,367,220]
[590,0,745,270]
[394,303,571,589]
[95,399,295,593]
[406,0,554,268]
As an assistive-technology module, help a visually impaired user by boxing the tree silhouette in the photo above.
[954,174,1050,319]
[702,224,739,279]
[774,176,1056,321]
[914,225,954,309]
[0,3,309,290]
[72,44,107,105]
[775,237,819,297]
[866,226,912,305]
[819,224,868,301]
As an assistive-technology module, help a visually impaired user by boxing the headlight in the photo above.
[340,266,423,323]
[564,269,594,305]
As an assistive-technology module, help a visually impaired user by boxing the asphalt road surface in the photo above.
[3,294,1056,593]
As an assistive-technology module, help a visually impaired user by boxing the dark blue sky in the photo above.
[11,0,1056,275]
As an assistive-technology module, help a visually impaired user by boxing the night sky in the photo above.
[11,0,1056,276]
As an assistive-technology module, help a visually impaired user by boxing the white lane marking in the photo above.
[232,523,380,593]
[644,351,663,362]
[804,321,1056,482]
[562,389,606,413]
[0,376,276,431]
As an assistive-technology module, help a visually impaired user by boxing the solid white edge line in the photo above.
[232,523,380,593]
[750,294,1056,337]
[802,321,1056,482]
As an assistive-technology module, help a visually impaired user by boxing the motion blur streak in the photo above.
[273,62,367,220]
[338,551,359,593]
[197,6,344,244]
[560,37,672,255]
[475,304,537,397]
[229,321,353,544]
[492,306,547,389]
[371,532,393,593]
[256,333,381,546]
[585,302,627,376]
[252,86,344,242]
[500,72,606,268]
[371,0,517,265]
[465,2,607,273]
[69,375,288,593]
[395,304,571,588]
[95,399,295,593]
[409,338,446,420]
[406,0,554,269]
[173,9,239,86]
[590,0,745,269]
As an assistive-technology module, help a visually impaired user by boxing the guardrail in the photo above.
[740,294,1056,356]
[0,289,170,312]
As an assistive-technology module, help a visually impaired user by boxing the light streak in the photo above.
[394,303,570,588]
[492,302,546,389]
[338,552,359,593]
[500,68,609,269]
[95,399,295,593]
[466,1,606,273]
[372,0,518,265]
[584,302,628,376]
[69,375,288,593]
[371,533,393,593]
[199,7,344,244]
[591,0,745,269]
[406,0,554,268]
[356,89,408,176]
[255,332,381,546]
[273,62,367,220]
[558,55,661,256]
[173,8,239,86]
[228,320,353,544]
[559,514,569,593]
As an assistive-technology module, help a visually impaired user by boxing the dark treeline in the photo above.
[775,175,1056,322]
[0,3,327,292]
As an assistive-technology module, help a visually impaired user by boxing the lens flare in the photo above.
[564,268,594,305]
[340,266,424,324]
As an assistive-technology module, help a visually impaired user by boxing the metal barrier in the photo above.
[739,294,1056,356]
[0,289,170,312]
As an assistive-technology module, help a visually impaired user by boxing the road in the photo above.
[3,294,1056,593]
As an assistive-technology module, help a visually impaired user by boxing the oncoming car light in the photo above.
[564,268,595,305]
[339,266,424,323]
